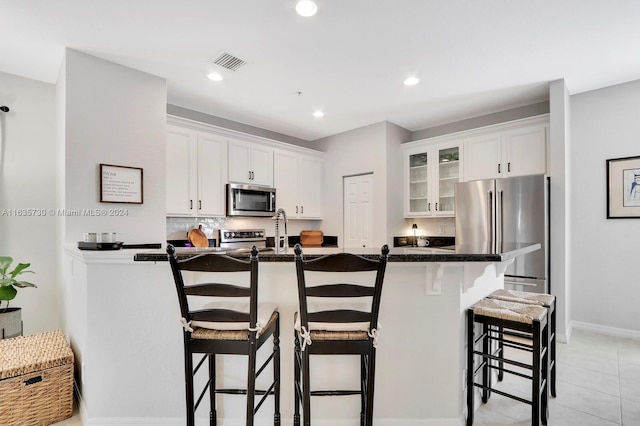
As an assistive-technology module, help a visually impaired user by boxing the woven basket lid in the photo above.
[0,330,74,380]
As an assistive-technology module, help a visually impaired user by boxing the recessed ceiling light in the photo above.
[403,77,419,86]
[313,111,324,118]
[207,72,223,81]
[296,0,318,17]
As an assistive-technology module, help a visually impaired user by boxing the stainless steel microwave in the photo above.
[226,183,276,217]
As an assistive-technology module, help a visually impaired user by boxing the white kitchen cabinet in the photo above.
[228,139,273,187]
[464,122,547,181]
[273,149,323,219]
[166,124,227,217]
[403,141,461,218]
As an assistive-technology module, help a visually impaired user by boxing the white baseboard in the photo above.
[376,418,464,426]
[74,379,462,426]
[81,416,464,426]
[84,419,183,426]
[570,320,640,341]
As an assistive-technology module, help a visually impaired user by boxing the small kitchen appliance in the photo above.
[226,183,276,217]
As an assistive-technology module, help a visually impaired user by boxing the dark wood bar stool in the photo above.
[488,289,557,397]
[167,245,281,426]
[467,298,549,426]
[293,244,389,426]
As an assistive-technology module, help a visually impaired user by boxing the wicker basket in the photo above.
[0,330,74,426]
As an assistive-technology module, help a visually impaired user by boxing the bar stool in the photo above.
[488,289,557,397]
[167,245,281,426]
[293,244,389,426]
[467,298,549,426]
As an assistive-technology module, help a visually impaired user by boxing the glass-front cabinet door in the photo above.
[436,145,460,215]
[408,152,429,214]
[404,141,462,218]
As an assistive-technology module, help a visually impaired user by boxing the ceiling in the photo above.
[1,1,640,141]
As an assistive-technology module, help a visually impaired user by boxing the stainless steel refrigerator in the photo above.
[455,174,549,293]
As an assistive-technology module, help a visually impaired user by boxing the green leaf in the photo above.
[0,278,14,286]
[0,257,12,275]
[14,281,37,288]
[0,285,17,301]
[10,262,32,278]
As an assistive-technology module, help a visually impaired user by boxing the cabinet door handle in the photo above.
[296,206,298,214]
[198,200,202,210]
[508,162,511,173]
[428,203,431,212]
[435,202,438,211]
[248,171,252,180]
[301,206,304,214]
[190,200,193,210]
[251,171,255,180]
[498,163,501,174]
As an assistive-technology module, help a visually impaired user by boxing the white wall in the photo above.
[0,70,60,335]
[62,50,167,244]
[570,79,640,334]
[316,121,405,247]
[385,122,412,239]
[549,80,572,341]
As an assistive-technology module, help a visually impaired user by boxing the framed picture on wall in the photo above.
[100,163,143,204]
[606,155,640,218]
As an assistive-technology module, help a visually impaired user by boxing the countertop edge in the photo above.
[133,243,541,263]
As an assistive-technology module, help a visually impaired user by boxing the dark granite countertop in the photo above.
[133,243,540,263]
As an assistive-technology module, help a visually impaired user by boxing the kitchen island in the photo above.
[63,243,539,426]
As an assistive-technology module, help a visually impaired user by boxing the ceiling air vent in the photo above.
[213,52,246,72]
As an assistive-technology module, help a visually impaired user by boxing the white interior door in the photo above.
[343,173,374,248]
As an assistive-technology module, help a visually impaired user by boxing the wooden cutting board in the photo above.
[187,225,209,248]
[300,230,323,247]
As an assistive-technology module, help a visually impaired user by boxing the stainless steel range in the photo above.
[218,229,267,251]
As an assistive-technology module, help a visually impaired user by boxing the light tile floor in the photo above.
[473,329,640,425]
[53,329,640,425]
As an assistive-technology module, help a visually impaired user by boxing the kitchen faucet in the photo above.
[274,208,288,254]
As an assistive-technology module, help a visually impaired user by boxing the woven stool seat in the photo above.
[472,298,547,324]
[192,311,279,341]
[310,329,369,341]
[489,289,555,306]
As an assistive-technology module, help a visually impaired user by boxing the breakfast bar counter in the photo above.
[134,242,539,263]
[63,243,539,425]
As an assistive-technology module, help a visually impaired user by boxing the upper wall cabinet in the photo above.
[464,120,548,181]
[166,123,227,217]
[273,149,324,219]
[403,140,462,218]
[228,139,274,187]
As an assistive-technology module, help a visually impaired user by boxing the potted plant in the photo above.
[0,256,36,339]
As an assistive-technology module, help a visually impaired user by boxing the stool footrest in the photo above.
[310,390,362,396]
[493,328,536,341]
[491,337,533,353]
[215,388,276,395]
[473,383,531,406]
[473,350,533,371]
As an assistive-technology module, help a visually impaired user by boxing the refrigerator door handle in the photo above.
[488,190,494,252]
[498,190,504,252]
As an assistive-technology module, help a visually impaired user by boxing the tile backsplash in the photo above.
[403,217,455,237]
[167,217,323,242]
